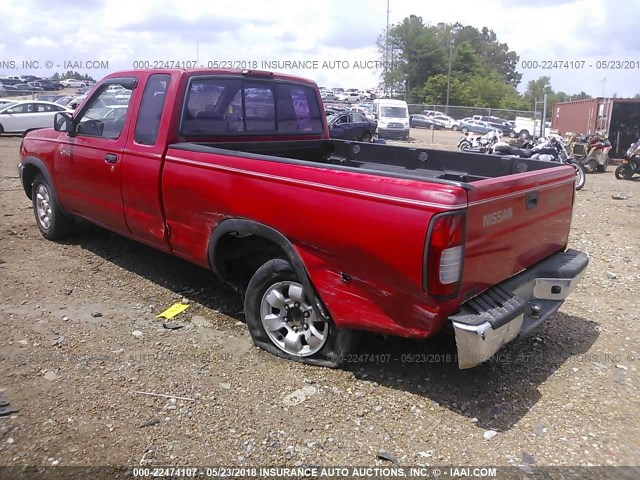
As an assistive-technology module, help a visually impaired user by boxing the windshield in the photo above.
[380,106,407,118]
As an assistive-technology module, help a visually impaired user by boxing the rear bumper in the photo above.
[450,249,588,369]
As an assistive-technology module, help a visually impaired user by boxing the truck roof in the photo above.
[101,68,319,87]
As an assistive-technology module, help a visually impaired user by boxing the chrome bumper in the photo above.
[450,249,588,369]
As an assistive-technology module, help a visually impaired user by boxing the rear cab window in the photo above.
[180,76,323,137]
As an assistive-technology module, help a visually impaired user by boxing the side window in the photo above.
[6,104,28,114]
[134,74,170,145]
[351,113,366,123]
[76,83,133,139]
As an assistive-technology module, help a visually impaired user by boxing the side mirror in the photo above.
[54,112,75,135]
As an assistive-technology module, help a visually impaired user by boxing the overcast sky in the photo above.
[1,0,638,98]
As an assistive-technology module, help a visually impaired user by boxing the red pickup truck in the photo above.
[18,69,588,368]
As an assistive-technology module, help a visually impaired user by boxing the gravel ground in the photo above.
[0,132,638,472]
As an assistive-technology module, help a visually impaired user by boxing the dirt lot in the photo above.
[0,131,638,472]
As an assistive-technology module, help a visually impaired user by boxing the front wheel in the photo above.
[615,164,634,180]
[569,160,586,190]
[31,174,74,240]
[452,125,459,131]
[458,141,471,152]
[244,258,356,367]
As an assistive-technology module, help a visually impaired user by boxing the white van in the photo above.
[373,99,410,140]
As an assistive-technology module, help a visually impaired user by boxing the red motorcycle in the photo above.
[574,134,612,173]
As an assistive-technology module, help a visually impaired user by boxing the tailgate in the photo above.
[460,164,576,300]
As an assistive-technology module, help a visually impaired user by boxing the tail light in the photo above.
[424,211,466,298]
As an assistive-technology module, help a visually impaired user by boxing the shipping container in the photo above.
[551,98,640,158]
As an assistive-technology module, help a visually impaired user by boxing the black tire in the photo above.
[452,125,459,131]
[520,130,529,139]
[596,164,607,172]
[31,174,74,240]
[360,132,372,142]
[585,159,598,173]
[569,160,586,190]
[461,127,469,133]
[458,141,471,152]
[0,124,3,134]
[244,258,357,367]
[615,164,633,180]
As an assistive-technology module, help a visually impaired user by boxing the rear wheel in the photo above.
[452,125,459,131]
[244,258,356,367]
[31,174,74,240]
[615,164,633,180]
[520,130,530,139]
[461,127,469,133]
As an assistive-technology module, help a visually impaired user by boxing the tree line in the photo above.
[377,16,633,115]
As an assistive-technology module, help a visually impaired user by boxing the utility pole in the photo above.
[541,93,548,138]
[445,39,453,115]
[384,0,390,96]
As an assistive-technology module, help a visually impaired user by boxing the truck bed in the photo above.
[171,139,563,186]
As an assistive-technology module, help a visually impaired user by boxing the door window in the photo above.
[76,85,132,139]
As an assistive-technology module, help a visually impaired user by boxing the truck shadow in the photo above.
[65,221,243,318]
[65,222,599,432]
[346,315,599,431]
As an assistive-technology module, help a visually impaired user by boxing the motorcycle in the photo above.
[615,138,640,180]
[572,133,612,173]
[494,134,586,190]
[458,129,501,153]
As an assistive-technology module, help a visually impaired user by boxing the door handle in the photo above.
[105,153,118,164]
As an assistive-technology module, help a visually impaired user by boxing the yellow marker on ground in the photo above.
[156,303,190,319]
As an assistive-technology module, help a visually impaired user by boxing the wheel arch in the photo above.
[208,219,329,319]
[20,156,57,202]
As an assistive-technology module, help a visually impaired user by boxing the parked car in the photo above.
[35,94,66,103]
[0,99,16,107]
[18,68,588,371]
[321,91,337,101]
[431,114,460,130]
[328,111,377,141]
[459,119,495,134]
[54,96,75,107]
[26,82,44,91]
[410,114,445,129]
[60,79,86,88]
[479,116,514,136]
[336,92,361,103]
[422,110,442,118]
[0,100,73,134]
[349,105,376,121]
[36,79,64,91]
[76,86,92,95]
